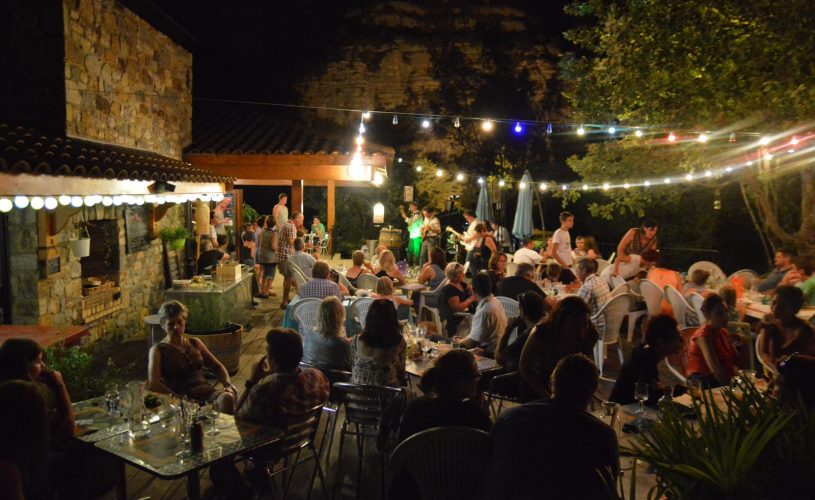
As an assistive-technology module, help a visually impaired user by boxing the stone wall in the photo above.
[63,0,192,160]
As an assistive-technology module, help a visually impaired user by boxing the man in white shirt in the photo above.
[419,206,441,266]
[514,239,544,267]
[455,272,507,356]
[552,211,575,269]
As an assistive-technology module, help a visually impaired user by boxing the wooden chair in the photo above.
[592,293,634,379]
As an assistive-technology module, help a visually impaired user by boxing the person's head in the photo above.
[313,216,320,225]
[445,262,465,283]
[158,300,188,337]
[550,354,599,410]
[294,238,306,252]
[559,211,574,229]
[640,249,661,267]
[375,244,388,258]
[643,314,683,356]
[639,218,659,239]
[375,276,395,295]
[352,250,365,267]
[518,291,547,323]
[409,201,419,212]
[719,285,737,310]
[216,234,228,249]
[516,262,536,282]
[690,269,710,287]
[292,211,304,227]
[242,230,255,243]
[422,206,435,217]
[523,238,536,249]
[701,293,728,326]
[772,285,806,319]
[317,296,345,338]
[546,261,562,281]
[264,328,302,372]
[278,193,288,204]
[429,247,446,268]
[583,236,599,252]
[793,256,815,278]
[463,209,476,222]
[774,249,794,268]
[312,260,331,279]
[488,252,507,272]
[361,299,402,348]
[575,236,586,250]
[379,250,396,272]
[474,222,488,235]
[0,339,45,382]
[776,354,815,410]
[574,257,598,281]
[419,349,480,400]
[472,271,492,298]
[265,216,276,229]
[256,215,267,229]
[545,296,593,339]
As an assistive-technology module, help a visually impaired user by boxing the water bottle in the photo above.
[190,419,204,453]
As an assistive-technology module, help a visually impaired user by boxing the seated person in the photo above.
[440,262,478,337]
[372,276,412,307]
[287,238,317,279]
[375,249,406,285]
[197,234,229,274]
[542,261,577,287]
[573,235,601,260]
[780,256,815,306]
[574,258,611,335]
[719,285,745,322]
[416,246,446,290]
[757,285,815,378]
[686,294,737,387]
[485,354,619,500]
[513,239,544,267]
[328,269,351,296]
[495,291,547,371]
[240,227,256,267]
[351,299,406,387]
[495,263,547,302]
[0,381,49,500]
[398,350,491,443]
[298,261,343,300]
[454,272,507,356]
[302,297,351,371]
[756,249,794,295]
[345,250,371,288]
[610,315,683,405]
[487,252,508,291]
[684,269,710,297]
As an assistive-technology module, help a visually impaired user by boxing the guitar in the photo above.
[446,226,464,239]
[446,226,476,251]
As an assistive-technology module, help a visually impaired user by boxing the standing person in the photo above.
[253,215,267,290]
[613,218,659,277]
[277,212,304,308]
[400,202,424,266]
[272,193,289,229]
[256,216,278,299]
[756,249,795,295]
[212,198,232,237]
[197,234,230,274]
[458,209,481,265]
[573,258,612,335]
[468,223,497,273]
[419,206,441,267]
[551,211,575,270]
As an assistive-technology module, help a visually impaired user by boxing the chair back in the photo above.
[665,326,697,384]
[333,382,404,427]
[495,296,519,321]
[593,293,634,344]
[387,427,491,500]
[506,262,518,279]
[288,262,310,289]
[350,297,375,330]
[252,404,324,463]
[607,252,616,264]
[320,234,330,253]
[610,281,631,297]
[638,280,664,317]
[687,292,705,325]
[335,269,354,291]
[595,258,610,273]
[292,298,322,335]
[728,269,760,290]
[607,274,625,290]
[355,273,380,291]
[688,260,726,283]
[664,285,693,329]
[419,278,449,311]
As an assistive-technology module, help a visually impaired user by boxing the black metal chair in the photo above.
[481,369,521,419]
[330,382,406,500]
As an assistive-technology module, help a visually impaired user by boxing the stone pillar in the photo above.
[7,209,41,324]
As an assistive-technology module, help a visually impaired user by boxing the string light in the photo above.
[582,184,589,191]
[602,183,610,191]
[546,123,553,135]
[498,179,506,187]
[514,122,524,134]
[112,196,123,206]
[477,177,484,185]
[519,181,527,189]
[539,183,547,191]
[791,136,799,145]
[0,198,11,213]
[415,165,423,172]
[436,169,444,177]
[644,180,651,187]
[764,153,773,160]
[759,136,771,146]
[623,183,630,189]
[608,126,616,134]
[664,178,672,184]
[14,196,29,209]
[704,170,712,177]
[481,120,494,132]
[454,117,460,128]
[634,129,643,137]
[358,123,365,134]
[29,197,44,210]
[697,133,709,143]
[421,119,431,129]
[667,132,677,142]
[70,196,83,208]
[392,115,398,125]
[58,195,71,206]
[576,125,585,136]
[561,184,568,191]
[362,111,371,120]
[44,197,58,210]
[685,173,694,181]
[456,173,465,181]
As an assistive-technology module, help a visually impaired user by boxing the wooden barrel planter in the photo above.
[187,323,243,375]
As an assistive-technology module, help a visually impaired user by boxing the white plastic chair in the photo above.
[495,297,519,321]
[291,298,322,336]
[664,286,698,329]
[607,252,616,264]
[727,269,760,290]
[607,274,625,291]
[418,279,449,336]
[349,297,374,330]
[355,273,379,291]
[505,262,518,279]
[638,280,665,317]
[665,327,697,384]
[688,261,726,282]
[592,293,634,379]
[595,259,610,273]
[611,282,631,296]
[335,269,354,292]
[613,282,648,343]
[687,292,705,326]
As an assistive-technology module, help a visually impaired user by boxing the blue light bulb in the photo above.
[514,122,523,134]
[546,123,553,135]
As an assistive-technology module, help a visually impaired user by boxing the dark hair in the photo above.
[719,286,737,308]
[360,299,403,349]
[419,350,478,399]
[700,293,726,319]
[352,250,365,266]
[256,215,267,227]
[474,222,488,233]
[544,296,595,346]
[775,285,805,314]
[515,262,536,278]
[777,248,796,259]
[559,211,574,222]
[551,354,598,408]
[794,256,815,276]
[643,314,680,346]
[0,339,43,381]
[518,292,546,323]
[312,261,331,279]
[575,257,597,275]
[265,216,276,229]
[429,247,446,268]
[422,206,436,215]
[216,234,228,247]
[278,193,287,200]
[472,271,492,297]
[640,218,658,229]
[488,252,507,271]
[641,249,660,264]
[546,262,562,280]
[291,211,303,221]
[265,328,303,372]
[690,269,710,286]
[241,230,255,243]
[463,209,476,218]
[777,354,815,410]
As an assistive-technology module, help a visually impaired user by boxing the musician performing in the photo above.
[446,209,481,272]
[400,201,423,266]
[419,206,441,266]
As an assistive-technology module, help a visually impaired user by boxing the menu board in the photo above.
[124,206,151,254]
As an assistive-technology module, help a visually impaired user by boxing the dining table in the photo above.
[405,341,498,377]
[739,290,815,321]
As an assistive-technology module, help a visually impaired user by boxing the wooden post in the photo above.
[327,180,335,255]
[291,179,304,215]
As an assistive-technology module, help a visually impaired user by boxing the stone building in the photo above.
[0,0,230,347]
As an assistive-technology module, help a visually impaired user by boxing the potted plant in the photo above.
[158,226,189,251]
[181,292,243,375]
[69,221,91,258]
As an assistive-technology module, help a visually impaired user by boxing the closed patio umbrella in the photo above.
[512,171,534,241]
[476,183,493,223]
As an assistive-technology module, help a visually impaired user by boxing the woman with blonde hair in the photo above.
[373,276,412,307]
[375,249,406,285]
[302,296,351,371]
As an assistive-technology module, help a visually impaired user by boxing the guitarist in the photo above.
[400,201,423,266]
[447,210,482,273]
[419,205,441,267]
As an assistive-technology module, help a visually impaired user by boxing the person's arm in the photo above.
[40,369,76,436]
[694,335,730,385]
[756,270,783,293]
[519,327,551,398]
[447,290,477,312]
[147,346,175,395]
[494,321,517,367]
[236,358,270,415]
[416,265,434,284]
[192,338,236,394]
[587,249,598,260]
[614,229,635,274]
[485,236,497,254]
[392,270,407,286]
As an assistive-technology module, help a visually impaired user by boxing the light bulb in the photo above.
[362,111,371,120]
[30,196,45,210]
[392,115,398,125]
[644,180,651,187]
[44,197,58,210]
[664,178,672,184]
[477,177,484,185]
[539,183,547,191]
[685,173,694,181]
[13,196,29,209]
[634,129,643,137]
[373,171,384,186]
[456,173,464,181]
[112,196,123,206]
[135,196,145,205]
[355,136,364,146]
[0,198,12,212]
[582,184,589,191]
[704,170,712,177]
[519,181,527,189]
[358,124,365,134]
[561,184,568,191]
[397,157,403,163]
[514,122,523,134]
[667,132,677,142]
[481,120,494,132]
[415,165,423,172]
[436,169,443,177]
[156,196,165,205]
[453,117,460,128]
[70,196,83,208]
[546,123,553,135]
[602,183,610,191]
[764,153,773,161]
[608,126,616,134]
[102,196,113,206]
[498,180,506,188]
[577,126,585,136]
[58,195,72,206]
[697,133,708,143]
[759,136,770,146]
[421,119,431,129]
[623,183,630,189]
[83,196,97,206]
[144,194,157,204]
[725,167,732,172]
[791,136,799,145]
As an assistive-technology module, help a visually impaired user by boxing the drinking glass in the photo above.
[600,401,620,435]
[417,324,427,340]
[634,382,649,416]
[104,384,120,416]
[687,379,703,400]
[420,338,432,357]
[206,402,220,436]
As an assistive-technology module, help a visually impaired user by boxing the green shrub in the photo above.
[44,346,125,401]
[157,226,189,242]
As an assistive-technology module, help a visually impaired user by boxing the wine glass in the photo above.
[634,382,649,416]
[417,324,427,340]
[206,401,220,436]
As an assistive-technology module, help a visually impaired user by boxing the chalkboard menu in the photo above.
[125,206,151,254]
[82,219,121,276]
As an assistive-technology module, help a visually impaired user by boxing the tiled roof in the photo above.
[0,123,232,183]
[185,102,395,157]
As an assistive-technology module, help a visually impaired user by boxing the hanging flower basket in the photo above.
[158,226,189,251]
[169,238,187,250]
